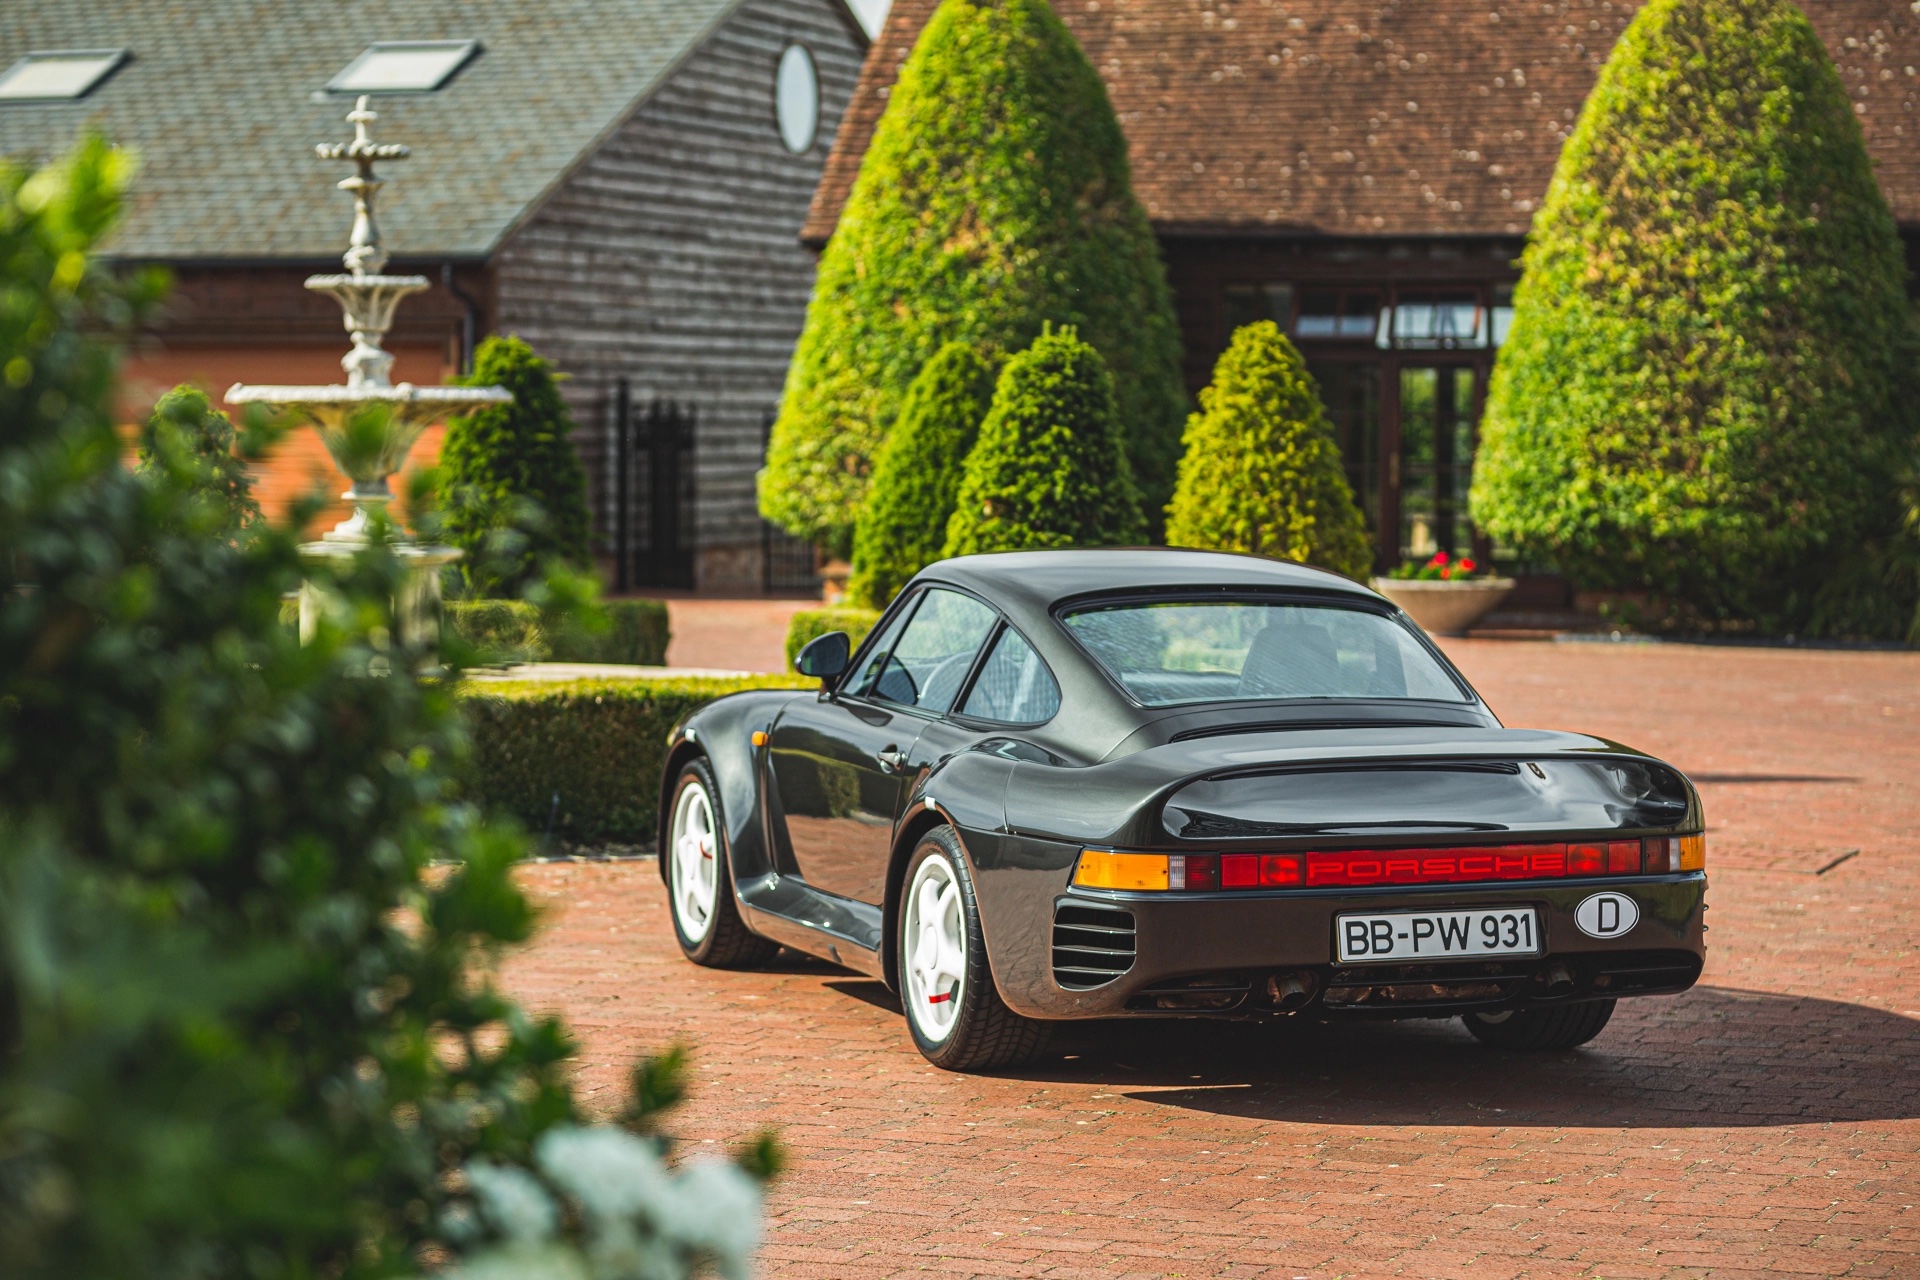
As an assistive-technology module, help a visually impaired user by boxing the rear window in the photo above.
[1061,599,1468,706]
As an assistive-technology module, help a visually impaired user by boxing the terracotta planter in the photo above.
[819,559,852,605]
[1370,577,1516,637]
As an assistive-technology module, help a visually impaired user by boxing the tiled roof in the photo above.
[804,0,1920,243]
[0,0,773,260]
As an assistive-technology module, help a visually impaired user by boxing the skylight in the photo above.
[0,50,129,102]
[328,40,479,94]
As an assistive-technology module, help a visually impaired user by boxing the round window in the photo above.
[775,44,819,155]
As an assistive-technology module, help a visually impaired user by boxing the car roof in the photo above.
[912,548,1384,615]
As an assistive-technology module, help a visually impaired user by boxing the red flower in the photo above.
[1458,557,1477,574]
[1431,551,1450,566]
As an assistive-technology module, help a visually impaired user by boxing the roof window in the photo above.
[328,40,479,94]
[0,49,130,102]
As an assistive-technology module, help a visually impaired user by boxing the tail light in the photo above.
[1074,833,1705,892]
[1643,833,1707,873]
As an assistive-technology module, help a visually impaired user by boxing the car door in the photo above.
[767,587,1000,903]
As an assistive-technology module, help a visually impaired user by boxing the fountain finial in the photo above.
[317,95,411,277]
[226,93,510,592]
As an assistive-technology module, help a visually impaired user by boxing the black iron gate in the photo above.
[760,410,819,594]
[609,382,696,591]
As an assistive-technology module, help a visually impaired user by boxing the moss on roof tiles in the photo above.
[0,0,742,259]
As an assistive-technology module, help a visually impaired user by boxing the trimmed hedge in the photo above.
[446,597,670,666]
[760,0,1186,551]
[1470,0,1920,636]
[1165,322,1372,580]
[458,675,810,844]
[848,341,996,608]
[943,327,1143,555]
[785,606,882,670]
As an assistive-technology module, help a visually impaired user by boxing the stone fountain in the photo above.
[227,95,510,643]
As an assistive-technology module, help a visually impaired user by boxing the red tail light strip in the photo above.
[1174,838,1668,891]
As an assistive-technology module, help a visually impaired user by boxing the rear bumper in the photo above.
[993,873,1706,1019]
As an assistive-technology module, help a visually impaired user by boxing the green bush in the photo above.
[760,0,1186,551]
[0,138,768,1280]
[458,675,810,844]
[1470,0,1920,636]
[943,327,1144,555]
[549,597,671,665]
[439,335,593,596]
[785,607,883,670]
[447,597,671,666]
[1165,322,1372,580]
[849,342,996,608]
[447,598,549,662]
[136,384,262,536]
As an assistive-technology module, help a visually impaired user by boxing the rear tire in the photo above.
[898,827,1050,1072]
[664,759,778,969]
[1463,999,1616,1050]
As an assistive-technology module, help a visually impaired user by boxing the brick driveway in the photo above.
[504,639,1920,1279]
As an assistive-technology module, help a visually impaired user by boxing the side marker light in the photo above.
[751,730,768,747]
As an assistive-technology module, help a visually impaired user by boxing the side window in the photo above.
[869,588,998,714]
[959,626,1062,725]
[841,593,919,699]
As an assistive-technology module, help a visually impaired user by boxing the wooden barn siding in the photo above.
[492,0,863,590]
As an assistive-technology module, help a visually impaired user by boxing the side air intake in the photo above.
[1052,903,1136,989]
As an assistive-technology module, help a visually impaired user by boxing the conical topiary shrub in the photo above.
[438,336,592,597]
[1470,0,1919,636]
[849,341,996,607]
[942,327,1143,556]
[761,0,1185,553]
[1165,322,1372,581]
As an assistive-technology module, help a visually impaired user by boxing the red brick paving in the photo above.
[662,597,816,674]
[503,638,1920,1279]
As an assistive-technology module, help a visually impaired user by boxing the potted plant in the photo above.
[1371,552,1515,637]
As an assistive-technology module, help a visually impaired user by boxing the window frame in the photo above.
[946,619,1064,729]
[0,49,130,102]
[834,587,926,702]
[1050,589,1477,711]
[839,582,1063,729]
[326,39,482,95]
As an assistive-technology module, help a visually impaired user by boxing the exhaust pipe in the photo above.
[1266,970,1318,1012]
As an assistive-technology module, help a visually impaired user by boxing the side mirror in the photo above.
[794,630,851,684]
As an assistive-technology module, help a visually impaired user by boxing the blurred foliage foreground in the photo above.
[0,139,773,1279]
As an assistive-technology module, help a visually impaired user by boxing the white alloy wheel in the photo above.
[903,852,967,1042]
[669,779,720,944]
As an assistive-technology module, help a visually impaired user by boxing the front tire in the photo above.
[898,827,1048,1072]
[664,759,777,968]
[1463,999,1616,1050]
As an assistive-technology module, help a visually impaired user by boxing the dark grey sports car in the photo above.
[657,550,1706,1071]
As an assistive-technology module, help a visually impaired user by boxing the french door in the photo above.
[1307,357,1487,571]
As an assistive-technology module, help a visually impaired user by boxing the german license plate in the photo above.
[1336,907,1542,964]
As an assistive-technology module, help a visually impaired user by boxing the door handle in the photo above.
[876,748,910,775]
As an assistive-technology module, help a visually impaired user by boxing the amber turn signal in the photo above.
[1641,833,1707,873]
[1073,850,1169,891]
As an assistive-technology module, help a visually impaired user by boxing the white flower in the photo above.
[467,1160,559,1243]
[536,1125,672,1223]
[665,1159,763,1280]
[447,1242,590,1280]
